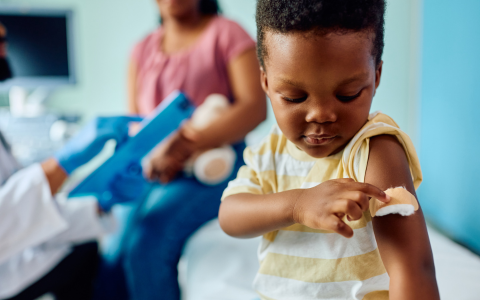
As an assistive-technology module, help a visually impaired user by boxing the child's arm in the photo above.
[219,179,389,238]
[365,135,440,300]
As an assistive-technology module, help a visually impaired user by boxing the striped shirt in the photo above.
[222,112,422,300]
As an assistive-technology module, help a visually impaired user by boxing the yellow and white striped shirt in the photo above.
[222,112,422,300]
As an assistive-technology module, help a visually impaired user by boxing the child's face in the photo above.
[261,30,382,158]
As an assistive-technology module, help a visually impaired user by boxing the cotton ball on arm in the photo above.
[370,187,419,217]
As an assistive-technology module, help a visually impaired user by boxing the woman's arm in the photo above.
[127,58,139,115]
[147,48,267,182]
[365,135,440,300]
[183,48,267,149]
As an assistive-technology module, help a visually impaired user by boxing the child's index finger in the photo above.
[351,182,391,203]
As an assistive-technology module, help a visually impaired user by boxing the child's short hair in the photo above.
[256,0,386,69]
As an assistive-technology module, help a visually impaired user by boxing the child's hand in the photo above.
[293,178,390,238]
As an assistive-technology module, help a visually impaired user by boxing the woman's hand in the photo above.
[292,178,390,238]
[144,129,198,183]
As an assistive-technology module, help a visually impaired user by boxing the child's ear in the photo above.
[260,67,269,95]
[374,61,383,96]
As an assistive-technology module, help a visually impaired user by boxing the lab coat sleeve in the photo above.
[0,164,69,265]
[44,194,116,246]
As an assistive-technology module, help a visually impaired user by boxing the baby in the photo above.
[219,0,440,299]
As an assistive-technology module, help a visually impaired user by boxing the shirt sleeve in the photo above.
[217,18,256,63]
[221,146,264,200]
[0,164,116,265]
[0,164,68,265]
[44,194,116,246]
[130,30,155,65]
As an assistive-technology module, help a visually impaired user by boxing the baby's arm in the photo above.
[220,178,389,239]
[366,135,440,300]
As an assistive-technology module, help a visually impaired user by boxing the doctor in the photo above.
[0,22,143,300]
[0,116,142,300]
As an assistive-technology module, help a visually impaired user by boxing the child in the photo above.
[219,0,440,299]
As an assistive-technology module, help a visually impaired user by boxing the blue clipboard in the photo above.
[68,91,195,202]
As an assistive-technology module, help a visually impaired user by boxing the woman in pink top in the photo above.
[96,1,266,299]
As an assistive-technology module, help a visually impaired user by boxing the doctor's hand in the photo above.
[54,116,142,174]
[144,130,198,183]
[97,166,150,212]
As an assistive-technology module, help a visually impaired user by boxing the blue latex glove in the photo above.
[54,116,142,174]
[98,163,150,212]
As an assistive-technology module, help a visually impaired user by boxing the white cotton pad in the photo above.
[370,186,419,217]
[375,204,415,217]
[194,145,236,185]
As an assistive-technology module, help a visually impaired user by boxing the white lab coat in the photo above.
[0,132,114,299]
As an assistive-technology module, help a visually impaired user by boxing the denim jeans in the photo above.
[94,142,245,300]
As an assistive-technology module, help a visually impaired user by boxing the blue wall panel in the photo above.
[420,0,480,252]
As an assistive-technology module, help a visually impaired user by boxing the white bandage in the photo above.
[193,146,236,185]
[370,187,419,217]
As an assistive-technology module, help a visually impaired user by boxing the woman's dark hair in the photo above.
[256,0,386,69]
[199,0,221,15]
[159,0,221,23]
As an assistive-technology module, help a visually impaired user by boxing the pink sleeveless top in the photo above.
[131,16,256,115]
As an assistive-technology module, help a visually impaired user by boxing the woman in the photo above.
[119,0,266,299]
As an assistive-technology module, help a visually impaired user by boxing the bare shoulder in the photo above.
[366,134,415,195]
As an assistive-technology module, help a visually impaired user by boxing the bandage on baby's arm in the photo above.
[370,187,419,217]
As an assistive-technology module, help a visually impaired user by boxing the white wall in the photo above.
[373,0,422,145]
[2,0,421,144]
